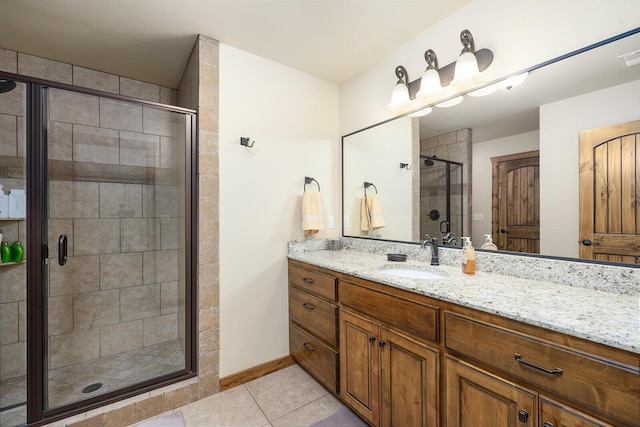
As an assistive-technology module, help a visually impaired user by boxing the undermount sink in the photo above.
[379,267,444,280]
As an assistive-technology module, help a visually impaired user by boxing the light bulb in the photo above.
[387,82,411,111]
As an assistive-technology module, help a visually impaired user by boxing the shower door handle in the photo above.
[58,234,68,266]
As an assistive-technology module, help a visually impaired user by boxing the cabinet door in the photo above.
[340,309,380,426]
[445,355,537,427]
[380,327,439,427]
[540,397,613,427]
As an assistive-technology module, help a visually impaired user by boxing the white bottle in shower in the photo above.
[8,189,25,218]
[0,185,9,218]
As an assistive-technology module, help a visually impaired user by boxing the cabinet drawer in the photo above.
[289,264,336,301]
[445,312,640,426]
[289,322,338,394]
[289,286,338,347]
[339,280,439,343]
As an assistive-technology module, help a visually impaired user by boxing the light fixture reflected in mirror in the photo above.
[409,107,433,117]
[468,83,498,97]
[387,65,412,111]
[416,49,443,100]
[451,29,481,87]
[498,72,529,90]
[435,96,463,108]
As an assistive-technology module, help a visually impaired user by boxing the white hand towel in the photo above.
[302,191,324,235]
[360,194,386,231]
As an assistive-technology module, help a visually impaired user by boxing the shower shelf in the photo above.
[0,260,26,268]
[0,217,26,221]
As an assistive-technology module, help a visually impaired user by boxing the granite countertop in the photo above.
[288,249,639,354]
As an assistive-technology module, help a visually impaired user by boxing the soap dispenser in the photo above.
[481,234,498,250]
[461,237,476,275]
[0,185,8,219]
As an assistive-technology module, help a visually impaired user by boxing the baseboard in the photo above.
[219,355,296,391]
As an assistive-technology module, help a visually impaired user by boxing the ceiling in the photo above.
[0,0,472,88]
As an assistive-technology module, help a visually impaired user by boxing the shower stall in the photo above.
[0,77,197,426]
[420,155,464,244]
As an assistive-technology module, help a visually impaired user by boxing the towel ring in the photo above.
[364,182,378,194]
[304,177,320,192]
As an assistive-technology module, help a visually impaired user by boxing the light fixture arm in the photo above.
[459,29,475,54]
[394,65,409,84]
[424,49,439,70]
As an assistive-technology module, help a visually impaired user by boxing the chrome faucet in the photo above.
[422,234,440,266]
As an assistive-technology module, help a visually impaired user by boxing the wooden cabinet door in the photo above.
[540,397,613,427]
[340,309,380,426]
[445,355,537,427]
[380,327,439,427]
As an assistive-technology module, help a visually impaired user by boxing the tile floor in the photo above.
[132,365,366,427]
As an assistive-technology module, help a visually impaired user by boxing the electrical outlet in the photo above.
[472,213,484,221]
[328,215,335,229]
[344,215,350,228]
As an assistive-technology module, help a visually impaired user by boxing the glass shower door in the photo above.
[44,87,189,410]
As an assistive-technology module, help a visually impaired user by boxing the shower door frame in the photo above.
[0,73,200,426]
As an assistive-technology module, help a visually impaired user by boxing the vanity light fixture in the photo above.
[416,49,443,100]
[387,65,412,111]
[450,29,482,87]
[497,72,529,90]
[434,96,463,108]
[409,107,433,117]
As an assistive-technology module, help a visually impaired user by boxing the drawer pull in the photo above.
[302,302,316,311]
[543,423,554,427]
[302,278,315,285]
[303,342,316,352]
[514,353,563,376]
[368,336,376,343]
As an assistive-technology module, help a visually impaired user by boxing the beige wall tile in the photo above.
[49,89,99,126]
[143,106,181,137]
[100,98,142,132]
[74,66,120,94]
[198,328,218,354]
[73,124,120,165]
[160,281,178,314]
[49,255,100,296]
[160,218,178,250]
[120,284,160,321]
[73,289,120,330]
[49,180,100,219]
[198,306,217,332]
[143,185,178,218]
[48,121,73,161]
[101,404,134,427]
[160,136,179,169]
[143,250,178,284]
[100,319,143,357]
[99,182,142,218]
[119,131,160,167]
[18,53,72,84]
[121,218,158,252]
[100,252,143,289]
[160,87,178,106]
[47,295,73,336]
[143,313,178,346]
[0,113,17,156]
[0,81,25,116]
[134,394,164,422]
[68,414,102,427]
[0,48,17,73]
[74,218,121,255]
[0,341,25,379]
[199,350,218,376]
[0,264,26,303]
[120,78,159,103]
[197,372,219,399]
[50,329,99,369]
[16,116,25,158]
[0,302,18,344]
[18,300,26,341]
[162,384,190,411]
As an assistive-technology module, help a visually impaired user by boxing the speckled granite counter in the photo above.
[287,249,639,354]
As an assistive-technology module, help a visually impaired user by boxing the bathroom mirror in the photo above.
[342,28,640,265]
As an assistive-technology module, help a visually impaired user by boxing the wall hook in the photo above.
[240,137,255,148]
[400,162,412,170]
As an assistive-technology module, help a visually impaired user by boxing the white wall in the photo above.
[340,0,640,135]
[219,44,339,376]
[540,79,640,258]
[471,130,539,245]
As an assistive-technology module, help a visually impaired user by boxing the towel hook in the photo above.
[304,176,321,192]
[240,137,255,148]
[364,182,378,194]
[400,162,412,170]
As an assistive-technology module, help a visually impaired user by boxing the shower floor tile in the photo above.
[0,339,184,427]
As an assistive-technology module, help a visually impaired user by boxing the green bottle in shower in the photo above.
[11,241,23,262]
[1,242,10,263]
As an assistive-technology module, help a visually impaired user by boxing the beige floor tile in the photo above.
[244,365,328,422]
[270,394,347,427]
[180,385,268,427]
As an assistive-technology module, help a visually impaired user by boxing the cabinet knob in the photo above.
[378,340,387,348]
[368,336,376,343]
[303,342,315,352]
[518,410,529,423]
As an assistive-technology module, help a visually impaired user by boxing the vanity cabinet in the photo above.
[287,259,639,427]
[288,261,339,394]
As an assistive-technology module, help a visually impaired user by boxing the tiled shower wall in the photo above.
[45,87,184,371]
[420,128,472,241]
